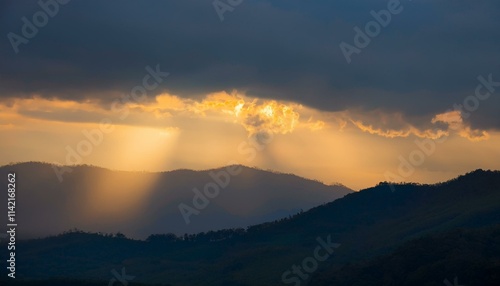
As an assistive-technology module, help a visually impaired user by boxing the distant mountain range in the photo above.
[1,168,499,285]
[0,162,352,239]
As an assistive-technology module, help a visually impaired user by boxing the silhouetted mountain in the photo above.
[2,169,499,285]
[0,162,352,239]
[310,225,500,286]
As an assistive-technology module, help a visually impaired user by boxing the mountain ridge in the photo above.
[0,162,353,239]
[3,168,499,285]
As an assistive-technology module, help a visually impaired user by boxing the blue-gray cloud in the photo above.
[1,0,499,130]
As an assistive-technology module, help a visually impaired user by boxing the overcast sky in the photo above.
[1,0,500,189]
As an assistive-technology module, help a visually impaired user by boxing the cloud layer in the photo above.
[1,0,499,132]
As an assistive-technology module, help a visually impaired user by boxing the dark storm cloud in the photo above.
[1,0,499,130]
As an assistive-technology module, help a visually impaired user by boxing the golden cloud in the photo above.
[432,110,489,141]
[145,91,321,135]
[350,119,448,139]
[1,92,325,136]
[344,109,489,142]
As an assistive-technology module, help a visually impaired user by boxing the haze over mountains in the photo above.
[2,168,499,285]
[2,0,499,285]
[0,162,352,239]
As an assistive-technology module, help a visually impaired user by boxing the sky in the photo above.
[1,0,500,190]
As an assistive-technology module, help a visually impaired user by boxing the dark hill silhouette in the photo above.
[2,169,500,285]
[310,225,500,286]
[0,162,352,239]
